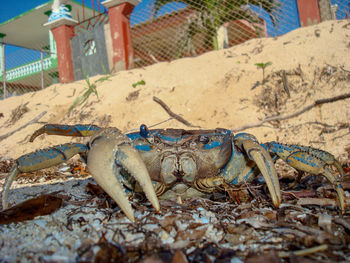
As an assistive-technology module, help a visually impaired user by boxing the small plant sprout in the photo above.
[255,61,272,86]
[68,75,99,113]
[132,80,146,88]
[95,74,112,83]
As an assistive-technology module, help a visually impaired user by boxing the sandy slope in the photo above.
[0,19,349,162]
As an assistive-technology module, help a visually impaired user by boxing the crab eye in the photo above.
[190,141,197,147]
[199,135,209,144]
[140,124,149,138]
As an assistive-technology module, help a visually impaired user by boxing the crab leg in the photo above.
[265,142,346,212]
[1,166,19,210]
[1,143,88,210]
[87,128,160,222]
[30,124,101,142]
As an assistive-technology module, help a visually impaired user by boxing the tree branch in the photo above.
[232,93,350,132]
[153,96,199,127]
[0,111,47,142]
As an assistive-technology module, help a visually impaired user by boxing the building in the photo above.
[0,0,342,98]
[0,0,99,96]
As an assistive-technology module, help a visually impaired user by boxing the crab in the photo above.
[1,124,346,221]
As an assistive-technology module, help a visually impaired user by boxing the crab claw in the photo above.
[87,128,160,222]
[279,150,345,213]
[264,142,346,213]
[236,135,281,208]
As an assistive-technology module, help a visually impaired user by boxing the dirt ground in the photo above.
[0,20,350,262]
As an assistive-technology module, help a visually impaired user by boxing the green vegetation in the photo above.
[255,61,272,85]
[132,79,146,88]
[68,74,111,113]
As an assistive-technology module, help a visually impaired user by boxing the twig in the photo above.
[153,96,199,127]
[332,130,350,141]
[232,93,350,132]
[0,111,47,142]
[297,198,336,207]
[278,244,328,258]
[281,70,290,98]
[297,197,350,207]
[340,65,350,73]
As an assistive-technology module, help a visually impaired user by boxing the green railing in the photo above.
[0,56,57,82]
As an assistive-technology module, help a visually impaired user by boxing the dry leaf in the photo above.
[171,250,188,263]
[246,251,281,263]
[0,194,63,224]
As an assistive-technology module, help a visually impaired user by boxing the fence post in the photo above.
[1,42,7,99]
[102,0,140,71]
[44,19,77,83]
[296,0,321,26]
[41,51,45,89]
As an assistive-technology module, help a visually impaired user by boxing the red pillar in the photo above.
[102,0,139,71]
[296,0,321,27]
[45,18,77,83]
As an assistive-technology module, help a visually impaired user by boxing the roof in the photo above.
[0,0,99,50]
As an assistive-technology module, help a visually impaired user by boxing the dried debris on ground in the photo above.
[4,102,30,127]
[0,157,349,262]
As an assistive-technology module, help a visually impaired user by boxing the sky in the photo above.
[1,0,348,31]
[0,0,51,24]
[0,0,349,68]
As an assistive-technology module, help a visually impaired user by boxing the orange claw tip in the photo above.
[272,200,281,209]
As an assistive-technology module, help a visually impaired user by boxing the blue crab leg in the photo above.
[30,124,101,142]
[264,142,346,212]
[1,143,88,210]
[234,134,281,207]
[87,128,160,222]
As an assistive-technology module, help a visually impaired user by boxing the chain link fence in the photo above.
[130,0,349,67]
[0,43,58,99]
[1,0,349,99]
